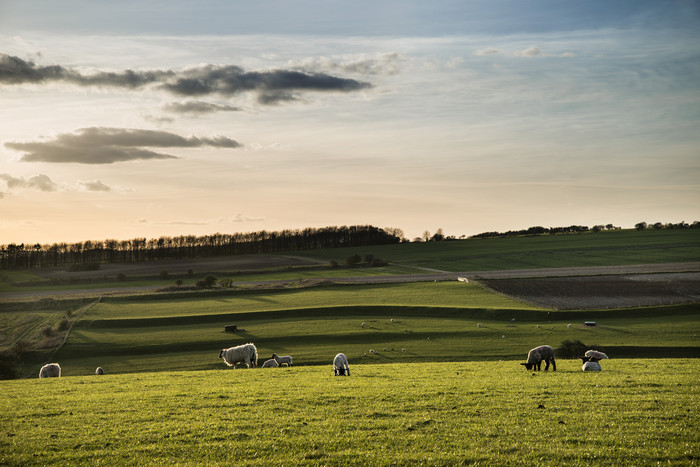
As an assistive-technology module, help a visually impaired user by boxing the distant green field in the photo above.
[40,281,699,376]
[297,228,700,271]
[2,361,698,465]
[1,229,698,294]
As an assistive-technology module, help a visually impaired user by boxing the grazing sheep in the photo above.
[39,363,61,378]
[272,353,293,367]
[333,353,350,376]
[585,350,608,361]
[521,345,556,371]
[567,323,572,328]
[369,349,377,354]
[477,323,483,328]
[536,325,542,329]
[261,358,279,368]
[95,367,104,375]
[219,343,258,368]
[582,361,603,372]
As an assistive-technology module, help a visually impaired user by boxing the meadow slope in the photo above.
[2,361,698,465]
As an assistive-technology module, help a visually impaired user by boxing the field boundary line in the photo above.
[43,296,102,364]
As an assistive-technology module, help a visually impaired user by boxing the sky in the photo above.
[1,1,699,245]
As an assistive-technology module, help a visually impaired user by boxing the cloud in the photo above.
[161,65,372,101]
[5,127,242,164]
[0,173,59,191]
[163,101,241,115]
[293,53,407,76]
[78,180,112,192]
[475,47,502,56]
[0,54,371,104]
[0,53,172,87]
[514,46,542,57]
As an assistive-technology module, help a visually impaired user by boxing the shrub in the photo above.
[556,339,605,359]
[196,275,218,288]
[41,326,54,338]
[329,260,339,268]
[57,319,71,332]
[346,254,362,266]
[117,273,127,281]
[159,269,169,279]
[372,258,388,267]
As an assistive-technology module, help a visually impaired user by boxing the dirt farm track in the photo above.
[1,258,699,310]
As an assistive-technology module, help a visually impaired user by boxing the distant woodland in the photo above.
[0,225,403,269]
[1,221,697,270]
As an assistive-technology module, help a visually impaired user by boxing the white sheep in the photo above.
[219,343,258,368]
[272,353,293,367]
[95,367,104,375]
[333,353,350,376]
[582,361,602,372]
[261,358,279,368]
[521,345,556,371]
[567,323,572,328]
[584,350,608,361]
[39,363,61,378]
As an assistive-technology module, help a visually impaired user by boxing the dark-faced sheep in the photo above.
[333,353,350,376]
[521,345,556,371]
[95,367,104,375]
[219,343,258,368]
[39,363,61,378]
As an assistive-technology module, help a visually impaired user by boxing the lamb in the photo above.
[333,353,350,376]
[521,345,556,371]
[582,361,602,371]
[261,358,279,368]
[272,353,293,367]
[95,367,104,375]
[39,363,61,378]
[584,350,608,361]
[219,343,258,368]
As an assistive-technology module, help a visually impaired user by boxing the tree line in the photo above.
[0,225,402,270]
[469,221,699,239]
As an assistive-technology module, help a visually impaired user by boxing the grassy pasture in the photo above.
[46,281,700,376]
[2,361,698,466]
[298,228,700,271]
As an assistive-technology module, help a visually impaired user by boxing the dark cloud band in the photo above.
[0,54,372,103]
[5,127,242,164]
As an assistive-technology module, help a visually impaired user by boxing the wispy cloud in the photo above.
[475,47,501,56]
[5,127,242,164]
[0,54,372,104]
[514,46,542,57]
[0,173,59,192]
[78,180,112,192]
[163,101,241,115]
[0,173,121,196]
[131,213,265,226]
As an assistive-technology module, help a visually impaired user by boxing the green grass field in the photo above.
[2,229,699,465]
[35,281,697,376]
[2,361,698,465]
[299,228,700,271]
